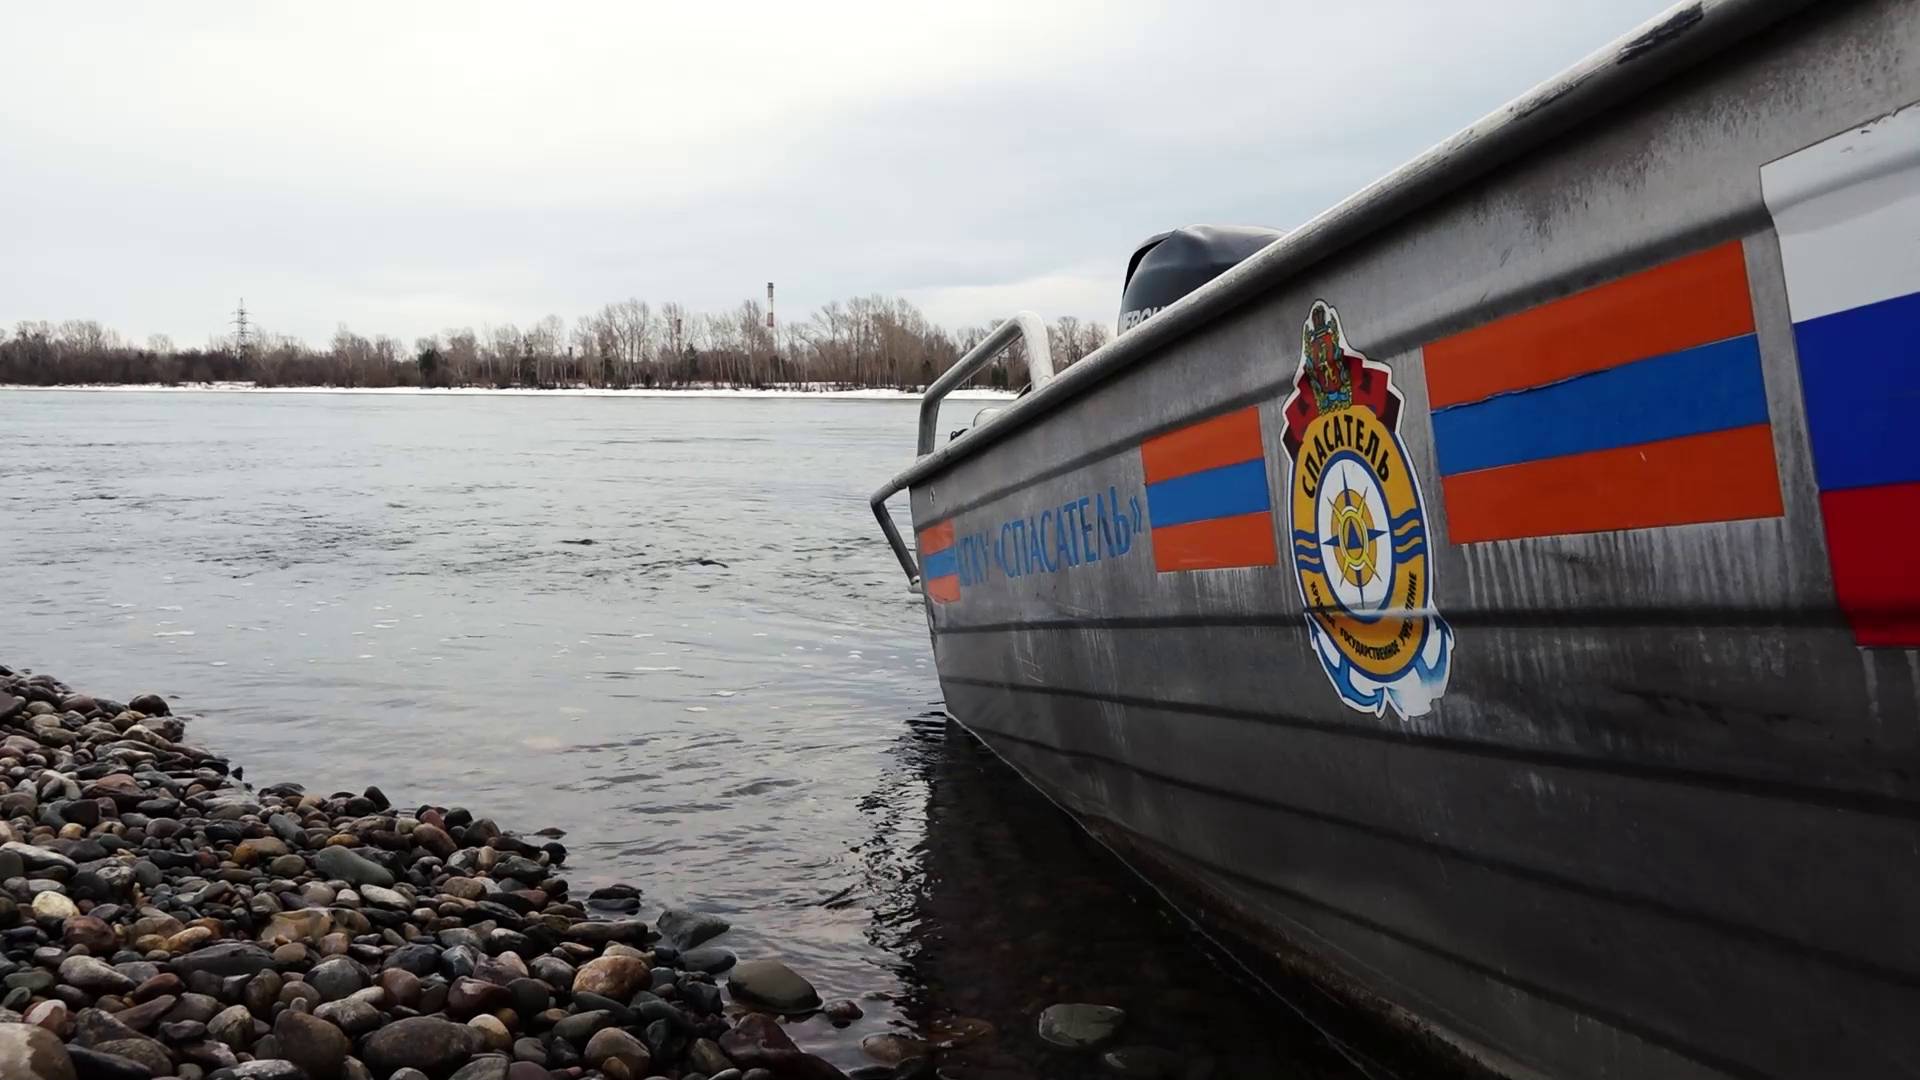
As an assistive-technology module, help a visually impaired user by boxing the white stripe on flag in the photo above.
[1761,102,1920,323]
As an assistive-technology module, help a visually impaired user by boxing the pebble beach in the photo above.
[0,664,874,1080]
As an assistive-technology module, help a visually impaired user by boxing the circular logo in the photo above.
[1280,301,1452,718]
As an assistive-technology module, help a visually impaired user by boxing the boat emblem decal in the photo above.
[1280,301,1452,718]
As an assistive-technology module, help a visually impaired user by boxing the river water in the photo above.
[0,389,1383,1079]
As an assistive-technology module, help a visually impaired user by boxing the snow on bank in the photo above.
[0,382,1018,400]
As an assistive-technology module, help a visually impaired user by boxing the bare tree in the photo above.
[0,292,1102,392]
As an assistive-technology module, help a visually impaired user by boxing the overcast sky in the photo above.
[1,2,1679,347]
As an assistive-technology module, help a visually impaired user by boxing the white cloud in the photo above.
[0,1,1682,345]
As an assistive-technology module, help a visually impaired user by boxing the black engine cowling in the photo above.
[1119,225,1282,336]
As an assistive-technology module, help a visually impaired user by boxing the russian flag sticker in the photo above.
[1764,104,1920,647]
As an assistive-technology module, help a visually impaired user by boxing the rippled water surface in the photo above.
[0,389,1384,1078]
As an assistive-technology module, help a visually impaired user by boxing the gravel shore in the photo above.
[0,664,859,1080]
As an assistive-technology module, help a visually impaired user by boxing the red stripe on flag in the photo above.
[1141,407,1265,484]
[1425,241,1755,409]
[1819,482,1920,647]
[923,575,961,604]
[1151,511,1278,572]
[1439,424,1782,543]
[917,520,954,555]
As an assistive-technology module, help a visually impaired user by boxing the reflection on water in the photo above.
[825,715,1375,1079]
[1,390,1391,1076]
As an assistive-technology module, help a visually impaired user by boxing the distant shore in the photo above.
[0,383,1018,401]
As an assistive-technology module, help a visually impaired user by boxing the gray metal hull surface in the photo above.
[899,3,1920,1078]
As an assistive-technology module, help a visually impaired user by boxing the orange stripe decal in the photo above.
[1141,407,1265,484]
[923,575,961,603]
[1425,241,1755,409]
[917,520,954,555]
[1440,424,1782,543]
[1150,511,1278,571]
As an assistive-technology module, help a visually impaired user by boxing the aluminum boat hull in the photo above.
[889,3,1920,1077]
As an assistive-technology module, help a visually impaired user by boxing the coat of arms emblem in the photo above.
[1279,301,1452,718]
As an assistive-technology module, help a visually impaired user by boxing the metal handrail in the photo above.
[916,312,1054,456]
[872,312,1054,585]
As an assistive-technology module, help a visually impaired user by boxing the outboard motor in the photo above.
[1119,225,1283,336]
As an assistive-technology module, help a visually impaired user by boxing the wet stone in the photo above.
[68,1044,152,1080]
[113,994,175,1032]
[274,1009,351,1080]
[58,956,135,995]
[719,1013,797,1060]
[211,1061,310,1080]
[311,997,382,1036]
[571,954,650,1000]
[243,970,282,1018]
[382,944,440,976]
[304,957,367,1002]
[90,1037,171,1077]
[551,1009,615,1042]
[447,976,510,1016]
[360,1015,485,1074]
[657,907,730,949]
[61,915,116,953]
[726,959,820,1013]
[208,1003,258,1049]
[169,943,276,979]
[468,1014,511,1053]
[310,848,392,889]
[679,980,723,1015]
[448,1055,511,1080]
[439,944,479,980]
[585,883,640,912]
[679,946,736,974]
[862,1033,932,1066]
[1,1022,77,1080]
[1100,1045,1186,1078]
[31,892,79,921]
[1038,1003,1127,1051]
[585,1027,651,1074]
[159,1019,206,1042]
[503,977,548,1019]
[526,956,573,986]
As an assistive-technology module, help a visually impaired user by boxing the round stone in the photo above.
[1037,1003,1127,1050]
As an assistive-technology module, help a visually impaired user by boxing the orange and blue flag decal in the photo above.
[1423,241,1783,543]
[917,520,960,603]
[1139,407,1279,572]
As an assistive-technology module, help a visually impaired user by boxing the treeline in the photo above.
[0,294,1111,391]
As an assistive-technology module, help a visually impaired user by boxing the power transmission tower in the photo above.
[231,299,254,355]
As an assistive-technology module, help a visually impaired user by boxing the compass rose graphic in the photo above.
[1324,469,1385,590]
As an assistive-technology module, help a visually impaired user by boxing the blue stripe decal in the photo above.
[920,548,958,580]
[1429,334,1768,476]
[1145,459,1271,529]
[1795,289,1920,492]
